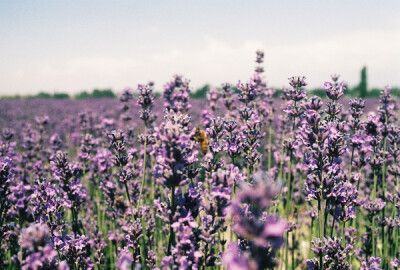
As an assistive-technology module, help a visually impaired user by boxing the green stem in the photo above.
[288,150,295,211]
[267,125,273,170]
[318,161,325,240]
[381,136,387,265]
[167,186,176,256]
[348,146,354,181]
[309,218,314,257]
[137,127,148,213]
[124,182,134,219]
[372,172,378,201]
[340,221,345,242]
[285,231,289,270]
[372,217,376,257]
[291,230,295,270]
[108,218,114,269]
[331,216,336,238]
[371,165,378,259]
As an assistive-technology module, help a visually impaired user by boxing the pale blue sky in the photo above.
[1,0,399,95]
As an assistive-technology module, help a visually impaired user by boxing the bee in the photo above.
[193,127,209,155]
[114,196,127,212]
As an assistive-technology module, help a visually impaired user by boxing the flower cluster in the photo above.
[0,50,399,269]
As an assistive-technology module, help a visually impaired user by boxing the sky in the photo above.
[0,0,399,95]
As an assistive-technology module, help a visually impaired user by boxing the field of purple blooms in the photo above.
[0,51,399,270]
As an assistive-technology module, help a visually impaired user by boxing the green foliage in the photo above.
[53,92,70,99]
[345,87,400,98]
[2,80,399,100]
[35,92,52,99]
[154,92,162,99]
[75,91,91,99]
[273,89,283,98]
[75,89,116,99]
[358,66,368,98]
[344,86,357,98]
[92,89,116,98]
[0,94,21,100]
[190,84,210,99]
[366,88,381,98]
[25,92,69,99]
[309,88,326,98]
[390,87,400,97]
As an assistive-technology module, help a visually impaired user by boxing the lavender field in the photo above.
[1,51,399,270]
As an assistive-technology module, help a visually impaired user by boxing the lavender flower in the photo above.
[360,257,382,270]
[223,176,287,269]
[19,223,67,270]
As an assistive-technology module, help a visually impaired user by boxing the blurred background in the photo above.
[0,0,399,98]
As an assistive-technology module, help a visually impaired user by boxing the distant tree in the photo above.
[75,91,91,99]
[75,89,116,99]
[367,88,380,98]
[154,92,162,99]
[190,84,210,99]
[273,89,283,98]
[0,94,21,100]
[92,89,116,98]
[53,93,69,99]
[35,92,51,99]
[391,87,400,97]
[359,66,368,98]
[309,88,326,98]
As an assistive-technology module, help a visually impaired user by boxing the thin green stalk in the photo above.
[285,150,294,270]
[291,229,295,270]
[137,127,148,212]
[331,216,336,238]
[340,221,345,242]
[318,163,325,240]
[348,146,354,181]
[392,148,399,258]
[381,136,387,266]
[167,186,176,256]
[124,182,134,219]
[353,167,363,229]
[309,218,314,257]
[108,218,114,269]
[285,231,289,270]
[372,217,376,257]
[150,156,155,204]
[267,125,273,170]
[277,127,286,181]
[246,163,251,182]
[371,166,378,258]
[318,197,324,268]
[394,226,399,258]
[372,175,378,202]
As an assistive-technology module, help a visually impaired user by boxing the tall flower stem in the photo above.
[309,218,314,256]
[371,165,378,258]
[391,146,399,258]
[393,173,399,258]
[124,182,134,219]
[267,125,273,170]
[381,136,387,266]
[331,217,336,237]
[137,126,148,213]
[372,152,378,201]
[167,185,176,256]
[348,146,354,181]
[285,149,294,270]
[286,150,294,218]
[318,198,323,268]
[285,231,289,270]
[318,171,325,267]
